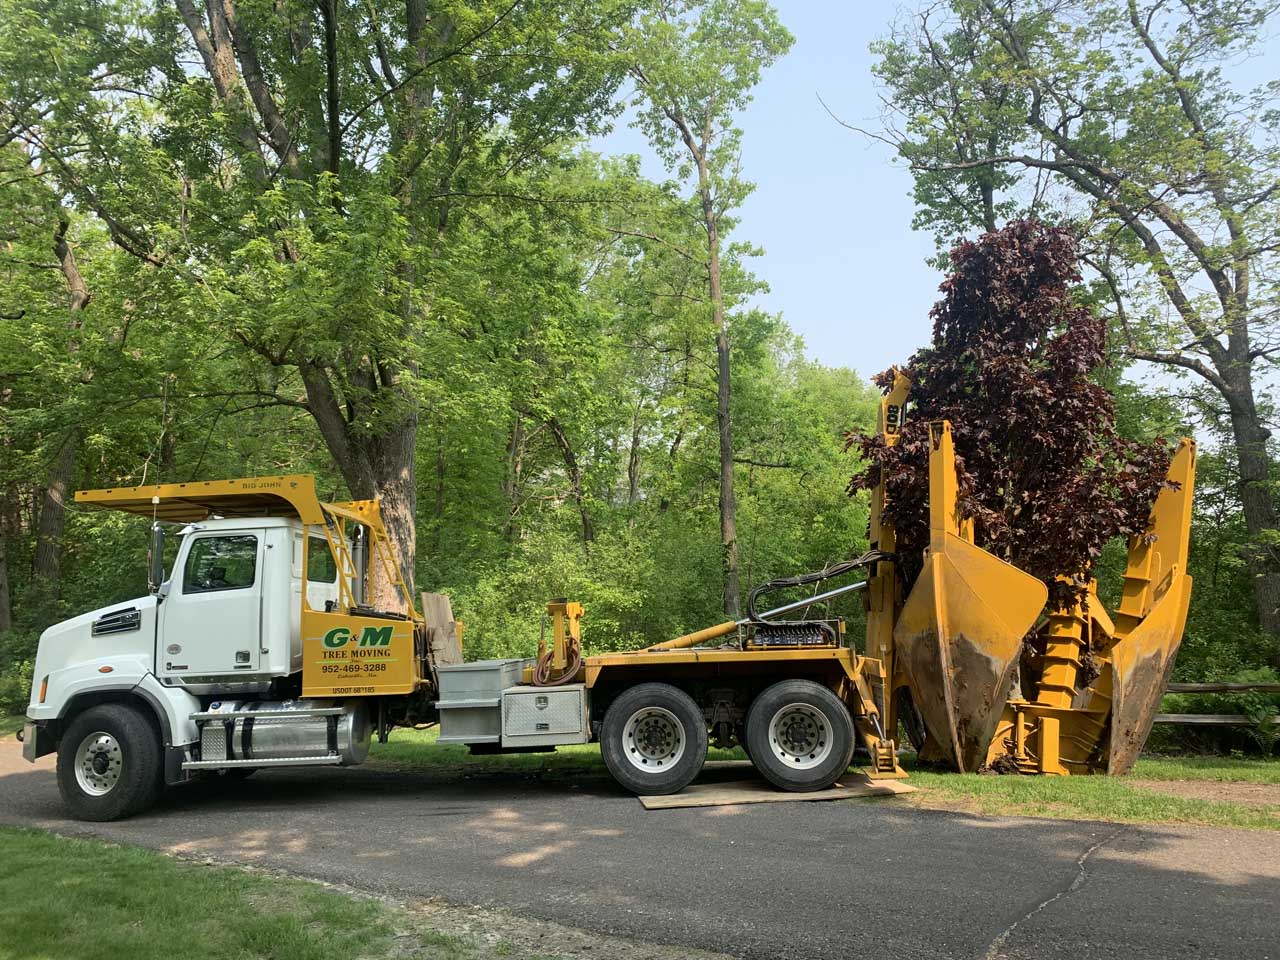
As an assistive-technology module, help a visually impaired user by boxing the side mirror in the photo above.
[148,523,166,595]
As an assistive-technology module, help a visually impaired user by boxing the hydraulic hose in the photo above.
[746,549,892,622]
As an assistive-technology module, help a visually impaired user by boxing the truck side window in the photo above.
[183,535,258,593]
[307,536,337,583]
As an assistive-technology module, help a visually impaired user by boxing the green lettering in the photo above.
[358,626,393,647]
[322,627,351,649]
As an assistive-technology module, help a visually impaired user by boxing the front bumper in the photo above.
[21,720,55,762]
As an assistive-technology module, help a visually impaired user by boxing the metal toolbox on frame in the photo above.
[501,684,590,748]
[434,659,528,744]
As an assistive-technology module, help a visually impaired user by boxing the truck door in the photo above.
[159,532,263,678]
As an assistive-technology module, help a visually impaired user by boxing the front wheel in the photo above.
[600,683,708,796]
[745,680,855,792]
[56,703,163,821]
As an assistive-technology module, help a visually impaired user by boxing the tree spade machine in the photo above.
[19,385,1195,819]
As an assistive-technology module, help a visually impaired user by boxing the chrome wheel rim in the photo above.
[74,731,123,796]
[622,706,686,773]
[768,703,833,771]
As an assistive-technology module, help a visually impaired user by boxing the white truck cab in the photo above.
[21,477,400,820]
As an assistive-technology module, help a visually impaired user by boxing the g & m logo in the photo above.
[322,626,394,649]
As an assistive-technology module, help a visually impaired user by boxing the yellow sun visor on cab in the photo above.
[75,474,328,525]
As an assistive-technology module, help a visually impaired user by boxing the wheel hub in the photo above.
[768,704,834,770]
[74,731,123,797]
[622,706,686,772]
[781,716,818,752]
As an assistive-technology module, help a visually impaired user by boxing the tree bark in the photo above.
[0,393,12,633]
[34,214,91,593]
[627,401,643,507]
[32,435,76,590]
[0,534,12,634]
[546,416,594,545]
[501,415,524,541]
[369,428,417,613]
[699,167,740,618]
[1222,365,1280,651]
[296,361,417,612]
[433,433,445,555]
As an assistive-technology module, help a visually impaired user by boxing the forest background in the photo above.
[0,0,1276,734]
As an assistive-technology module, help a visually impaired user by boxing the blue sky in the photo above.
[593,1,944,380]
[592,2,1280,392]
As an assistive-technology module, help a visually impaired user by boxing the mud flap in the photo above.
[894,533,1048,772]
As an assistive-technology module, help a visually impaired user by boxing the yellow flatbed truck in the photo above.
[17,470,900,820]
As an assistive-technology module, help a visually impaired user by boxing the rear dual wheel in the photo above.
[601,683,708,796]
[746,680,855,792]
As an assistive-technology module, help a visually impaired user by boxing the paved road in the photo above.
[3,744,1277,960]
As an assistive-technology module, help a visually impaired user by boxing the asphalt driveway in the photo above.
[2,742,1276,960]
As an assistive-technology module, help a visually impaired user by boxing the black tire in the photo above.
[600,683,707,796]
[746,680,855,792]
[56,703,163,821]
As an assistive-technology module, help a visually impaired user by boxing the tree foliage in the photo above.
[871,0,1280,650]
[849,221,1170,609]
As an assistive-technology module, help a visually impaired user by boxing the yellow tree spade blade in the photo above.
[1106,574,1192,775]
[895,533,1048,772]
[892,421,1048,772]
[1106,439,1197,775]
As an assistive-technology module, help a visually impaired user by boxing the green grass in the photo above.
[893,755,1280,831]
[1132,755,1280,784]
[0,716,23,737]
[0,826,553,960]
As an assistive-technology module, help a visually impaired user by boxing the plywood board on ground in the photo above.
[639,770,917,810]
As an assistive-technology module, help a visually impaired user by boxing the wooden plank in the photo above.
[1153,713,1280,726]
[639,773,917,810]
[421,592,463,668]
[1166,682,1280,694]
[420,592,454,626]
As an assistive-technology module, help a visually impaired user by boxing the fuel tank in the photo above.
[204,698,371,765]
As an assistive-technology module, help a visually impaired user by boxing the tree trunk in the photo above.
[1222,369,1280,658]
[627,401,643,506]
[34,214,91,594]
[32,433,76,591]
[311,409,417,617]
[433,434,445,555]
[699,173,739,618]
[297,362,417,613]
[546,416,594,545]
[0,534,12,634]
[363,408,418,613]
[502,415,525,541]
[0,393,13,633]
